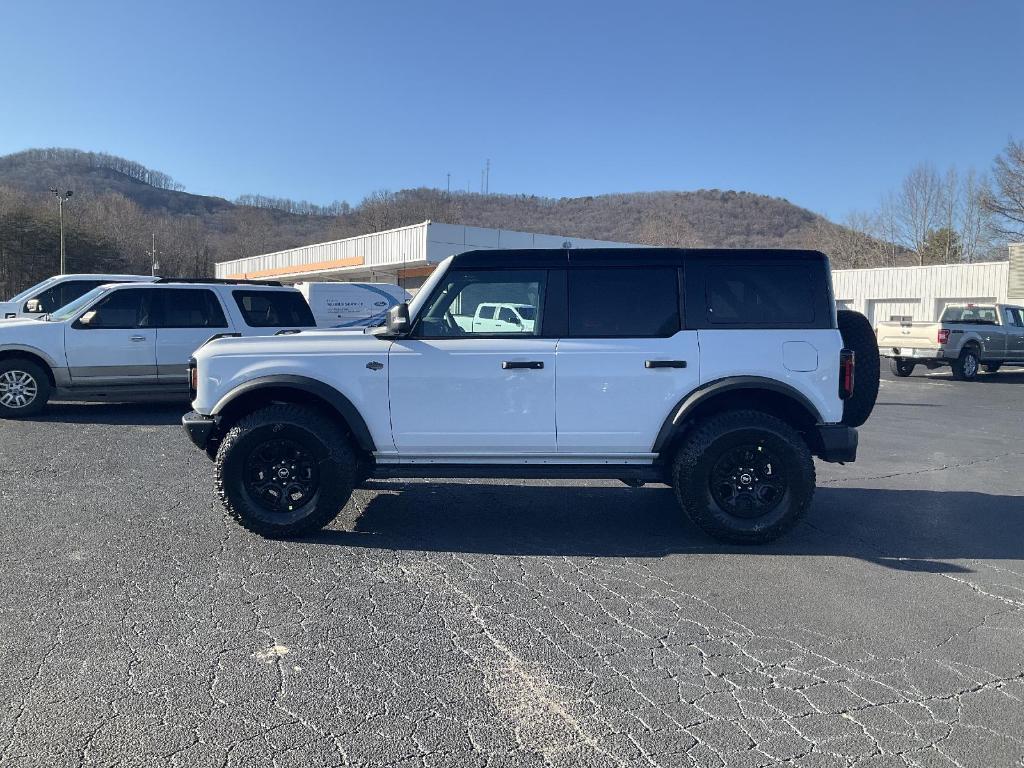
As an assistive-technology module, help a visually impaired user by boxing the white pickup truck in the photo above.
[454,302,538,334]
[877,303,1024,380]
[0,279,315,418]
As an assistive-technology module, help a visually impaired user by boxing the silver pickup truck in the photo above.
[876,303,1024,380]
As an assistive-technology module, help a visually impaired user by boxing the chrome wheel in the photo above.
[963,353,978,378]
[0,370,39,409]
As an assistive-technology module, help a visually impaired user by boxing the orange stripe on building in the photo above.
[397,266,436,279]
[225,255,365,280]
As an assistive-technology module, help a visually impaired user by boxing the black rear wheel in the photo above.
[215,404,356,537]
[672,410,815,544]
[890,358,916,377]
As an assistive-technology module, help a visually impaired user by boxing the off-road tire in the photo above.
[890,358,916,377]
[951,347,980,381]
[672,409,816,544]
[215,403,356,537]
[984,362,1002,374]
[0,359,51,418]
[837,310,879,427]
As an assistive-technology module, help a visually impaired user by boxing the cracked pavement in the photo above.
[1,369,1022,767]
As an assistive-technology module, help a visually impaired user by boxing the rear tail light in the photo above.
[937,329,950,344]
[839,349,855,400]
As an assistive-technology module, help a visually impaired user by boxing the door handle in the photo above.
[502,361,544,370]
[645,360,687,369]
[131,335,147,342]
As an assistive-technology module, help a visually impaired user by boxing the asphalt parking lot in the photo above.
[1,367,1022,768]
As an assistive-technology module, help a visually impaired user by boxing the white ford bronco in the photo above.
[183,249,879,543]
[0,279,315,418]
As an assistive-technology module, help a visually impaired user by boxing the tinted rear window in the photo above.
[940,306,998,324]
[705,265,816,326]
[233,290,316,327]
[568,267,680,337]
[161,289,228,328]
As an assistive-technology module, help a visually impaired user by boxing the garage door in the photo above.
[836,299,854,311]
[866,299,921,327]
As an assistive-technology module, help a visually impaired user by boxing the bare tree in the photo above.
[892,164,946,264]
[358,189,397,232]
[982,138,1024,238]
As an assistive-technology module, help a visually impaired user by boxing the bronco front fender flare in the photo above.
[212,374,376,452]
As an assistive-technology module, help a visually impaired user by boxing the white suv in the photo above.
[0,280,315,418]
[183,249,879,544]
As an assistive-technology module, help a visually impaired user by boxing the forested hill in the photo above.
[0,148,879,297]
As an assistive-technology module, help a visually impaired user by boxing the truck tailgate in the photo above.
[876,322,940,351]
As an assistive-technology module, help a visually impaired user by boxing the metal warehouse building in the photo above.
[215,221,645,290]
[833,243,1024,326]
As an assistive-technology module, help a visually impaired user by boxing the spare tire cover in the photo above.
[837,309,879,427]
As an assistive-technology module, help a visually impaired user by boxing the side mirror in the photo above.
[77,310,96,327]
[386,302,411,335]
[24,299,42,314]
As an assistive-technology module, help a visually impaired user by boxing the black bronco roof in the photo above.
[450,248,828,269]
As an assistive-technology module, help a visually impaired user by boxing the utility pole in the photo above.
[485,159,490,194]
[50,188,73,274]
[446,173,451,194]
[150,233,160,276]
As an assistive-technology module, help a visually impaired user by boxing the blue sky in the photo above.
[1,0,1021,220]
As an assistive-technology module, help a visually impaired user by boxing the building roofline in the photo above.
[833,259,1009,275]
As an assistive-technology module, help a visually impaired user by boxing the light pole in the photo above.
[50,188,73,274]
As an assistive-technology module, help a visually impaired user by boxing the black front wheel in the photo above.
[215,404,356,537]
[672,410,815,544]
[890,358,916,377]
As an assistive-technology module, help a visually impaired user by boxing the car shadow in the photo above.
[296,483,1023,572]
[25,401,188,426]
[917,370,1024,384]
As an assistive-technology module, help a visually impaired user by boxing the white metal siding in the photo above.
[216,221,647,280]
[215,222,429,279]
[424,223,645,263]
[1010,244,1024,300]
[832,261,1009,324]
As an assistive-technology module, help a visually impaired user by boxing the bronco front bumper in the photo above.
[813,424,858,464]
[182,411,217,450]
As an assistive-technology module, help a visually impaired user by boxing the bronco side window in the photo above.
[413,270,547,338]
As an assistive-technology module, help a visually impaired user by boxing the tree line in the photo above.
[825,138,1024,268]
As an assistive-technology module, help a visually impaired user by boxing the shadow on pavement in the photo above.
[25,401,188,426]
[915,370,1024,384]
[300,483,1023,571]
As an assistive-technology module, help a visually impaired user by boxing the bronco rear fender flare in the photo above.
[212,374,376,452]
[651,376,824,453]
